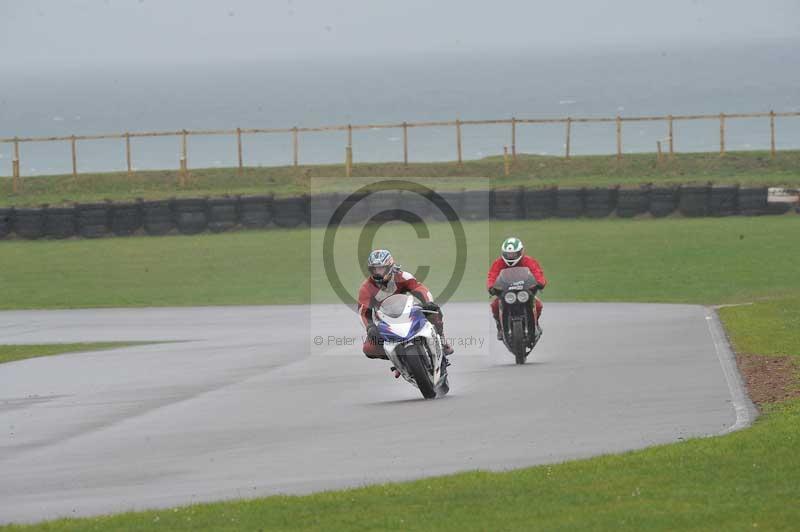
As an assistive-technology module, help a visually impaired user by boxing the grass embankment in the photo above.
[0,343,147,365]
[4,298,799,530]
[1,150,799,207]
[0,216,797,310]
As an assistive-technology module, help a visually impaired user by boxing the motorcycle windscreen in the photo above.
[378,294,412,319]
[493,266,537,291]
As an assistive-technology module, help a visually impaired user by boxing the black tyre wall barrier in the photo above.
[13,208,45,239]
[678,185,710,217]
[709,185,739,216]
[239,195,273,229]
[111,201,142,236]
[737,187,768,216]
[207,197,239,233]
[616,187,650,218]
[172,198,209,235]
[430,190,464,222]
[272,196,308,228]
[142,200,174,236]
[556,188,584,218]
[44,207,76,239]
[491,187,524,220]
[523,188,556,220]
[584,187,617,218]
[649,187,678,217]
[461,190,490,220]
[76,203,111,238]
[399,189,432,220]
[0,208,12,239]
[367,190,401,219]
[309,193,342,227]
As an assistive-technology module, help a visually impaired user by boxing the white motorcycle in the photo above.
[373,293,449,399]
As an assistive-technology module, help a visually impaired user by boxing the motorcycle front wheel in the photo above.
[512,320,527,365]
[402,344,437,399]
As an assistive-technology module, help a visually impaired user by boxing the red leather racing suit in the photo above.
[486,255,547,321]
[358,269,437,358]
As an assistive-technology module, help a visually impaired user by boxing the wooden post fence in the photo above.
[180,129,188,186]
[511,117,517,161]
[236,128,243,175]
[345,145,353,177]
[12,137,20,193]
[657,141,664,165]
[719,113,726,156]
[292,127,299,167]
[615,116,622,160]
[503,146,510,176]
[565,117,572,159]
[402,121,408,166]
[125,133,132,175]
[770,110,776,158]
[70,135,78,179]
[456,119,463,166]
[667,115,674,156]
[347,124,353,150]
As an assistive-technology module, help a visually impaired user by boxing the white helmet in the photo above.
[500,237,524,266]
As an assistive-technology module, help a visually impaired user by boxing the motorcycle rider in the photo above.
[358,249,453,378]
[486,237,547,341]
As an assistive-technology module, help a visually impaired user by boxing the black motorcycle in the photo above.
[491,267,542,364]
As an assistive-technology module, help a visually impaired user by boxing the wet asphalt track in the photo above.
[0,303,753,523]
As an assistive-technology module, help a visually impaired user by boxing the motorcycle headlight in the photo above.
[516,290,530,303]
[503,291,517,304]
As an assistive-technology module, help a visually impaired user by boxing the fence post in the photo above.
[565,117,572,159]
[657,141,663,165]
[347,124,353,151]
[237,127,243,175]
[292,127,299,167]
[345,145,353,177]
[180,129,188,186]
[71,135,78,179]
[456,119,463,166]
[769,110,776,158]
[12,137,20,193]
[511,117,517,161]
[503,146,510,176]
[719,113,726,156]
[667,115,674,157]
[615,116,622,160]
[402,121,408,166]
[125,133,132,175]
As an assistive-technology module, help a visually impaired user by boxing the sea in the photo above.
[1,39,798,176]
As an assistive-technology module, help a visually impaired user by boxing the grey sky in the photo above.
[2,0,799,68]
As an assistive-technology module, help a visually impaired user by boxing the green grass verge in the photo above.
[0,343,149,365]
[719,297,800,356]
[0,216,797,310]
[2,150,799,207]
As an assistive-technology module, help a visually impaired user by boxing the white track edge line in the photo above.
[705,307,758,434]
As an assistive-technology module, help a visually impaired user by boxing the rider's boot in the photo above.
[495,319,503,341]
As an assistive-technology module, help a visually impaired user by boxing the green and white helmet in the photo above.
[500,237,524,266]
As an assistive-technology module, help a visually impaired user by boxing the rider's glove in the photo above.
[421,301,440,314]
[366,324,380,344]
[535,284,545,292]
[488,287,500,296]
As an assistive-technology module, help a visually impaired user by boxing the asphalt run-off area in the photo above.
[0,303,749,523]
